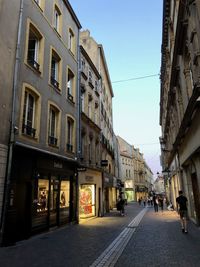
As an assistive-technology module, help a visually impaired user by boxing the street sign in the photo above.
[101,160,108,167]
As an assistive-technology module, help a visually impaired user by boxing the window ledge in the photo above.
[25,62,42,76]
[21,133,38,141]
[49,83,62,95]
[53,27,62,39]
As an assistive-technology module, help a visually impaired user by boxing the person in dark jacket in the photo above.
[176,190,188,233]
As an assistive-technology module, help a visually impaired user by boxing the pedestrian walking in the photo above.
[117,192,125,216]
[176,190,188,233]
[153,194,158,212]
[138,198,142,206]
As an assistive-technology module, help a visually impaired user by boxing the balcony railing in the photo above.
[67,92,74,102]
[48,136,58,146]
[27,58,40,71]
[51,76,59,89]
[22,124,36,138]
[66,143,73,152]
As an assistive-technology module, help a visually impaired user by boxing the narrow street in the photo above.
[0,202,200,267]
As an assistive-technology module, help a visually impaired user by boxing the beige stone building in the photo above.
[0,0,81,245]
[78,45,102,219]
[80,30,117,213]
[117,136,153,202]
[0,0,22,243]
[160,0,200,225]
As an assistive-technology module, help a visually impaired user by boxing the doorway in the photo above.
[49,179,59,227]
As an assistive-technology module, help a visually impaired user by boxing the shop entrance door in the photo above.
[49,179,60,227]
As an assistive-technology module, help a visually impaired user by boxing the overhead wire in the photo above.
[112,73,160,84]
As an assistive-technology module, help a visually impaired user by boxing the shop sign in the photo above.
[77,167,87,172]
[54,161,63,169]
[101,160,108,166]
[85,176,94,182]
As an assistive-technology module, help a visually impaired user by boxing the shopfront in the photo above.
[78,169,102,220]
[3,145,78,245]
[32,175,71,232]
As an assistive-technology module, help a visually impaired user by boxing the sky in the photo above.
[70,1,163,177]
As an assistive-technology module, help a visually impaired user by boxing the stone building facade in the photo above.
[78,45,103,219]
[160,0,200,225]
[80,30,118,213]
[0,0,81,245]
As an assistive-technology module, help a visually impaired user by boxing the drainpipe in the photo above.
[0,0,24,245]
[76,29,81,224]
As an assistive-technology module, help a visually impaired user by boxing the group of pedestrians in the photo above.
[116,190,188,234]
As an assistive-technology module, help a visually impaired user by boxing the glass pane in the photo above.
[60,181,70,208]
[37,179,49,212]
[79,185,95,218]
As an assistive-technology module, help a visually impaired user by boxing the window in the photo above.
[60,181,70,208]
[81,91,85,112]
[66,117,74,152]
[54,5,61,35]
[94,102,99,124]
[88,68,94,88]
[67,68,75,102]
[27,23,43,72]
[50,50,61,90]
[36,179,49,212]
[48,105,60,146]
[34,0,44,10]
[68,28,75,55]
[22,91,36,137]
[88,141,92,163]
[88,94,92,119]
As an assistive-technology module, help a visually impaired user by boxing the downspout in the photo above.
[0,0,24,245]
[76,29,81,223]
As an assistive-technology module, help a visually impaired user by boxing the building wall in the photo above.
[0,0,21,226]
[160,0,200,225]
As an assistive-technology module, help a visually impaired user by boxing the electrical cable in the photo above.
[112,73,159,84]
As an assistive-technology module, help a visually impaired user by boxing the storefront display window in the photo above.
[37,179,49,212]
[60,181,70,208]
[79,184,95,218]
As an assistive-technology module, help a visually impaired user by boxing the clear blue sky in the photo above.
[70,0,163,176]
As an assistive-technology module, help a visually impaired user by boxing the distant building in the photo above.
[117,136,153,202]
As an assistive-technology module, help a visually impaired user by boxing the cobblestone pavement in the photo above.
[0,202,143,267]
[0,203,200,267]
[116,208,200,267]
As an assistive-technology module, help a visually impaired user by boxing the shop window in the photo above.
[26,22,43,73]
[60,181,70,208]
[37,179,49,212]
[79,185,95,219]
[50,50,61,90]
[67,68,75,102]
